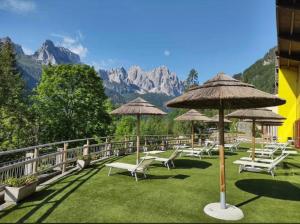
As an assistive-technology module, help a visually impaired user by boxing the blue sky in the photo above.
[0,0,276,82]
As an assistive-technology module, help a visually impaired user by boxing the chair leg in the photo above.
[108,167,112,176]
[166,162,170,170]
[134,173,138,181]
[143,172,147,178]
[238,165,243,173]
[171,160,175,167]
[270,170,275,178]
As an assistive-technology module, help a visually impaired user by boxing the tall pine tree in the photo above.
[0,40,30,150]
[184,69,199,91]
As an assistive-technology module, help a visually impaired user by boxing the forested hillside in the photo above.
[233,47,276,94]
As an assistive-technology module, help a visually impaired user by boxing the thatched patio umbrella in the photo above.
[111,97,166,164]
[207,114,232,123]
[227,109,285,161]
[175,109,211,149]
[166,73,285,220]
[243,118,283,143]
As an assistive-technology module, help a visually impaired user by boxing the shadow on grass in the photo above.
[283,162,300,169]
[225,151,238,156]
[174,159,212,169]
[0,156,121,223]
[28,189,56,202]
[172,174,189,179]
[235,179,300,203]
[114,171,190,180]
[115,171,175,180]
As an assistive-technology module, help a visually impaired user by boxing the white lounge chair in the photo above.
[239,150,298,163]
[224,140,242,152]
[141,148,182,170]
[247,144,281,159]
[105,157,155,181]
[233,151,297,178]
[181,144,216,159]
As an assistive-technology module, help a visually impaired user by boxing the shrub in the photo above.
[3,175,37,187]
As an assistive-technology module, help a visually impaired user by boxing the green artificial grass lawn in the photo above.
[0,145,300,223]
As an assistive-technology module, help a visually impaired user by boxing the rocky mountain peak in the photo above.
[43,39,55,48]
[0,36,12,43]
[0,36,24,55]
[100,65,184,96]
[262,47,277,66]
[32,40,81,65]
[155,65,169,72]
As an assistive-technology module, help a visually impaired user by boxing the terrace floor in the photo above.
[0,146,300,223]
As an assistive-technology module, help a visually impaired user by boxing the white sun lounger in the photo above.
[141,148,182,170]
[254,142,290,151]
[224,141,242,152]
[181,144,216,159]
[105,157,156,181]
[233,151,297,178]
[247,144,282,159]
[239,150,298,163]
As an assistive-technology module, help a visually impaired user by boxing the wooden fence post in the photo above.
[83,139,90,156]
[32,148,39,174]
[124,135,127,151]
[105,137,111,156]
[62,142,68,173]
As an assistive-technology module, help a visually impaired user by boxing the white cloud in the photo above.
[51,32,88,58]
[22,46,33,55]
[164,50,171,56]
[0,0,36,13]
[91,59,121,70]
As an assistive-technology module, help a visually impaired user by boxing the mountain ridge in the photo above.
[0,36,276,107]
[99,65,184,97]
[233,47,276,94]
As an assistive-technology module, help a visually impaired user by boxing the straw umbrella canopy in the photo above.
[111,97,166,164]
[206,114,232,123]
[166,72,285,220]
[175,109,211,149]
[243,119,283,143]
[227,109,285,161]
[243,118,284,126]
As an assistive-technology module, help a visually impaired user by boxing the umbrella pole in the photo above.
[252,120,256,161]
[136,114,140,165]
[261,124,264,148]
[219,107,226,209]
[191,121,194,150]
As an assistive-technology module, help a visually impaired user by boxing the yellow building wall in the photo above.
[278,67,300,142]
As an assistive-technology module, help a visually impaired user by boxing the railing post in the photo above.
[24,152,34,175]
[32,148,39,174]
[124,135,127,150]
[105,137,111,156]
[62,142,68,173]
[83,139,90,156]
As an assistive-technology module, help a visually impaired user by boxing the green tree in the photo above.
[0,41,32,150]
[33,64,111,142]
[114,116,136,137]
[104,99,117,135]
[0,41,25,109]
[141,116,168,135]
[185,69,199,91]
